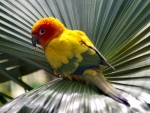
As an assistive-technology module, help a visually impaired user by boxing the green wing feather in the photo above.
[57,48,100,75]
[56,30,115,76]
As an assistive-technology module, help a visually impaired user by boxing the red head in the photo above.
[31,17,66,50]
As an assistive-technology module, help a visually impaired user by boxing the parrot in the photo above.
[31,17,130,107]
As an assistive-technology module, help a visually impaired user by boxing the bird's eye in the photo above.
[39,29,46,35]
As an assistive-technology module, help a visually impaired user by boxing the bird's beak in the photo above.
[31,35,41,47]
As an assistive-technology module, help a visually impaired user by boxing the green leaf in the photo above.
[0,64,32,90]
[0,95,7,105]
[0,92,13,100]
[0,0,150,112]
[0,79,150,113]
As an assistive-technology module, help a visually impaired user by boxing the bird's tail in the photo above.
[82,70,130,107]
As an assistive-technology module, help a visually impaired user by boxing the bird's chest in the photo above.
[44,37,88,70]
[44,39,72,69]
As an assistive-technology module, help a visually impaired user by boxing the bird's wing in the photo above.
[90,46,115,70]
[45,30,114,77]
[76,30,115,70]
[57,47,100,75]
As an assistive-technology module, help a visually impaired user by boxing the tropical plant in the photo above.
[0,0,150,112]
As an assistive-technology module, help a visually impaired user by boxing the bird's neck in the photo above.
[41,28,66,51]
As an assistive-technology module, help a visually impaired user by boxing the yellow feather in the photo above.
[75,54,83,62]
[75,30,94,47]
[83,69,98,76]
[74,62,79,69]
[45,30,91,70]
[88,49,96,55]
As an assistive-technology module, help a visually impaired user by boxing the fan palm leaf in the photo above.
[0,0,150,112]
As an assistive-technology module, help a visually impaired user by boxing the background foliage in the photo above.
[0,0,150,112]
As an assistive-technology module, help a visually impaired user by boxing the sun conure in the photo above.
[31,17,130,106]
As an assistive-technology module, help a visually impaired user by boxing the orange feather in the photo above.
[31,17,66,50]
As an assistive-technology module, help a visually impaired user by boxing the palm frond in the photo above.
[0,79,149,113]
[0,0,150,112]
